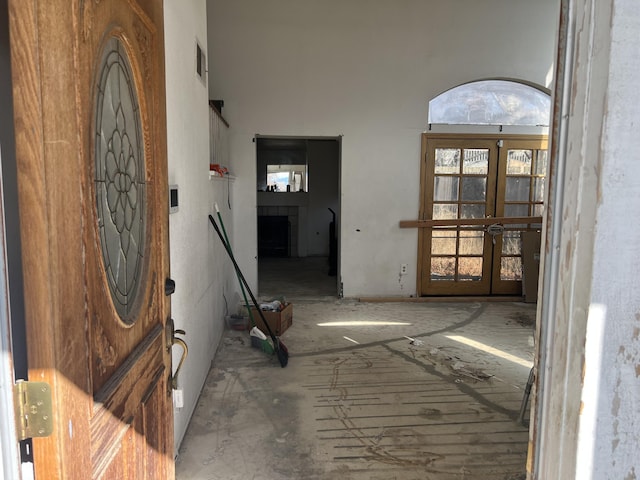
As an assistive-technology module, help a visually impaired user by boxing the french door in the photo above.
[417,134,548,297]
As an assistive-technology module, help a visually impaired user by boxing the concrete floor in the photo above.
[176,257,534,480]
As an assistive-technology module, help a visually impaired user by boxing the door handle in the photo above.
[166,318,188,390]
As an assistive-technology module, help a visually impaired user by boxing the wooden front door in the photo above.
[417,134,547,297]
[9,1,174,478]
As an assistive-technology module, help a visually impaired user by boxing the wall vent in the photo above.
[195,40,206,85]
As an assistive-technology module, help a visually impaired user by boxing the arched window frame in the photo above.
[427,79,551,135]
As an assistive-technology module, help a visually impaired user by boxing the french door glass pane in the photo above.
[459,230,484,255]
[504,204,530,217]
[434,176,459,201]
[431,257,455,280]
[505,177,531,201]
[458,257,483,281]
[533,178,545,202]
[461,177,486,201]
[461,204,485,219]
[431,230,456,255]
[533,204,545,216]
[501,257,522,281]
[534,150,548,175]
[435,148,461,174]
[433,203,458,219]
[507,150,533,174]
[502,232,522,255]
[463,149,489,174]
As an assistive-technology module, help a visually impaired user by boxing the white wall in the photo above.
[587,2,640,470]
[589,3,640,474]
[207,0,560,297]
[164,0,235,453]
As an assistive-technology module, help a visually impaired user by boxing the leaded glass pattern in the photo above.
[95,36,146,321]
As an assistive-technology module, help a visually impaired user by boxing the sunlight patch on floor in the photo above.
[342,336,360,344]
[317,320,412,327]
[445,334,533,368]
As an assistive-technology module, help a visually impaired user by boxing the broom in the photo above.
[208,214,289,367]
[214,204,273,355]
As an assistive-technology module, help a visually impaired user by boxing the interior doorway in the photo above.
[256,136,341,298]
[418,134,548,297]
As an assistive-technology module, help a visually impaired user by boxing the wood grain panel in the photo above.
[91,326,165,477]
[9,1,93,477]
[400,217,544,228]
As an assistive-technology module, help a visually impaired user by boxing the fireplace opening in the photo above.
[258,215,290,257]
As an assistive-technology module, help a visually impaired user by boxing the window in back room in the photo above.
[257,137,308,193]
[266,164,306,193]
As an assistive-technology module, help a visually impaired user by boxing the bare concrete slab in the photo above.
[176,300,534,480]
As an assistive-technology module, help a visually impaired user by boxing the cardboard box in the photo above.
[250,303,293,336]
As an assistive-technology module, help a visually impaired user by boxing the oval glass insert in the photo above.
[95,36,146,322]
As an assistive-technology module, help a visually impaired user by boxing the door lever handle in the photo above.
[166,318,188,390]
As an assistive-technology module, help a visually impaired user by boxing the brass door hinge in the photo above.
[13,380,53,441]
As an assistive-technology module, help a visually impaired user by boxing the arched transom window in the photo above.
[428,80,551,126]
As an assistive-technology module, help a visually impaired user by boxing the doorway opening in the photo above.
[256,135,341,298]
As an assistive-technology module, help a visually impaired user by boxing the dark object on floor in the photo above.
[209,214,289,367]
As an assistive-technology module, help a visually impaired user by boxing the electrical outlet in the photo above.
[400,264,408,275]
[173,389,184,409]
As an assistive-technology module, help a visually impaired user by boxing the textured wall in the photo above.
[164,0,235,453]
[580,0,640,477]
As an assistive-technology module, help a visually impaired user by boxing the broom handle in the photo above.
[208,215,279,343]
[215,204,256,328]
